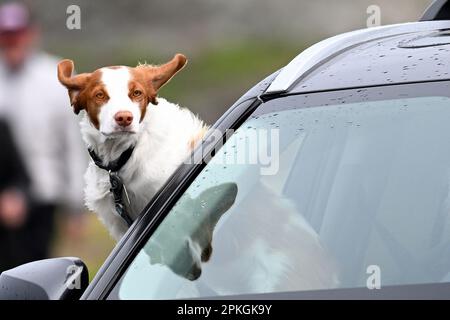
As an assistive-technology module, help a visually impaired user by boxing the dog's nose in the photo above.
[114,111,133,127]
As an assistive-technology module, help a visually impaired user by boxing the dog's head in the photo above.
[57,54,187,136]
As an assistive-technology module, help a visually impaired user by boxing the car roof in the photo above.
[263,20,450,97]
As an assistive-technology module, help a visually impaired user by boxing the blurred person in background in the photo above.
[0,118,30,271]
[0,1,87,270]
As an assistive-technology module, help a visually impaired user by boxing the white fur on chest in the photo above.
[82,98,206,240]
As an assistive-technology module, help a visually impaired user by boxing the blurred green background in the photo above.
[16,0,431,279]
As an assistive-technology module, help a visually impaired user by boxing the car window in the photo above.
[109,91,450,299]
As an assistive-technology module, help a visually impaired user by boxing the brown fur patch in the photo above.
[129,67,158,121]
[128,54,188,121]
[73,70,108,129]
[57,59,109,127]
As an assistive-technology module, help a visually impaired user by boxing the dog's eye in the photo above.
[133,90,142,97]
[95,91,105,99]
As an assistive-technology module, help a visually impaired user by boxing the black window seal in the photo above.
[199,282,450,300]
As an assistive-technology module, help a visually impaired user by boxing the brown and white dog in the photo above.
[57,54,208,240]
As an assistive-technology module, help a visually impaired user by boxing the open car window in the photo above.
[108,82,450,300]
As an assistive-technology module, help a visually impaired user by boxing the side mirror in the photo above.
[0,257,89,300]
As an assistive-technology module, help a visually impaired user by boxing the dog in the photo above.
[57,54,209,240]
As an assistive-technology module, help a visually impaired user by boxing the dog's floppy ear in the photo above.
[151,53,187,91]
[136,54,187,105]
[57,59,90,114]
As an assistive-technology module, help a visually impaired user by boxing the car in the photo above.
[1,0,450,300]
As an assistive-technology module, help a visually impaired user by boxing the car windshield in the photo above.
[111,83,450,299]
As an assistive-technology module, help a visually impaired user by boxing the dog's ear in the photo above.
[151,53,187,91]
[57,59,91,114]
[135,54,187,105]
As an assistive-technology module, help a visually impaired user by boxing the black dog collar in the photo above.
[88,146,135,172]
[88,146,135,227]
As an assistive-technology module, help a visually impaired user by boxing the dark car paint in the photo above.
[285,29,450,95]
[258,27,450,102]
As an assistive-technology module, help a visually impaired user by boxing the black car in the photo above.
[2,0,450,300]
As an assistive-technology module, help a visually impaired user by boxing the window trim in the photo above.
[199,282,450,300]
